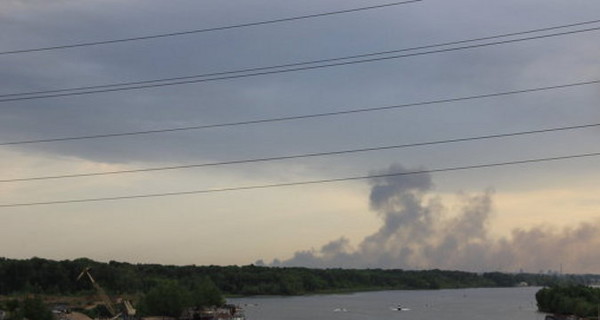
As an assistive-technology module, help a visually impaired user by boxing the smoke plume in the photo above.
[266,164,600,273]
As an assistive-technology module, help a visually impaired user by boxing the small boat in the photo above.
[391,305,411,311]
[333,308,348,312]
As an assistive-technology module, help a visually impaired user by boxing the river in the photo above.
[229,287,547,320]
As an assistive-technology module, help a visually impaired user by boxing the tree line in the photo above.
[0,257,589,298]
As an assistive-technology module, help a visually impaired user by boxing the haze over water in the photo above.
[230,287,546,320]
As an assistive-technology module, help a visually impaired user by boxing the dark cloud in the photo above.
[1,0,598,169]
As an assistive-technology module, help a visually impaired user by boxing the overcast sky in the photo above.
[1,0,599,273]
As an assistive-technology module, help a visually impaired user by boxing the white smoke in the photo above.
[266,164,600,273]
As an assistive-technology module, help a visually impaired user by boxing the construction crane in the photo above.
[77,267,136,319]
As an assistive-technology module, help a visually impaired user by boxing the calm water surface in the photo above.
[229,287,546,320]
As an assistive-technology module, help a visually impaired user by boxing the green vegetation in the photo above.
[0,257,590,299]
[536,285,600,318]
[138,279,224,317]
[138,281,194,317]
[0,257,226,317]
[2,257,596,318]
[0,296,53,320]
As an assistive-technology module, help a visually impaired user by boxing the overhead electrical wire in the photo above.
[1,10,598,208]
[1,79,598,146]
[1,151,598,208]
[1,122,599,183]
[2,20,600,103]
[0,0,422,56]
[4,18,600,101]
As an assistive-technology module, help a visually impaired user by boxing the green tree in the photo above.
[19,296,53,320]
[139,281,191,317]
[189,277,224,307]
[536,285,600,318]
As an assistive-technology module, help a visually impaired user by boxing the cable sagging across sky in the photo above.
[1,122,599,183]
[0,0,422,56]
[1,79,598,146]
[0,151,598,208]
[1,20,600,103]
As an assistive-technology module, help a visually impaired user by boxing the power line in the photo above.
[2,122,599,183]
[2,79,598,146]
[2,21,600,103]
[0,0,422,56]
[5,19,600,101]
[5,18,600,101]
[1,151,598,208]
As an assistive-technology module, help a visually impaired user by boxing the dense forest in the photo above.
[536,286,600,318]
[0,257,589,297]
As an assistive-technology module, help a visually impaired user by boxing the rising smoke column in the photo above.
[270,164,600,273]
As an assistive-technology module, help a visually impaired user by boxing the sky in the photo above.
[0,0,599,273]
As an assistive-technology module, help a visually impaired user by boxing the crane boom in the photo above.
[77,268,118,317]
